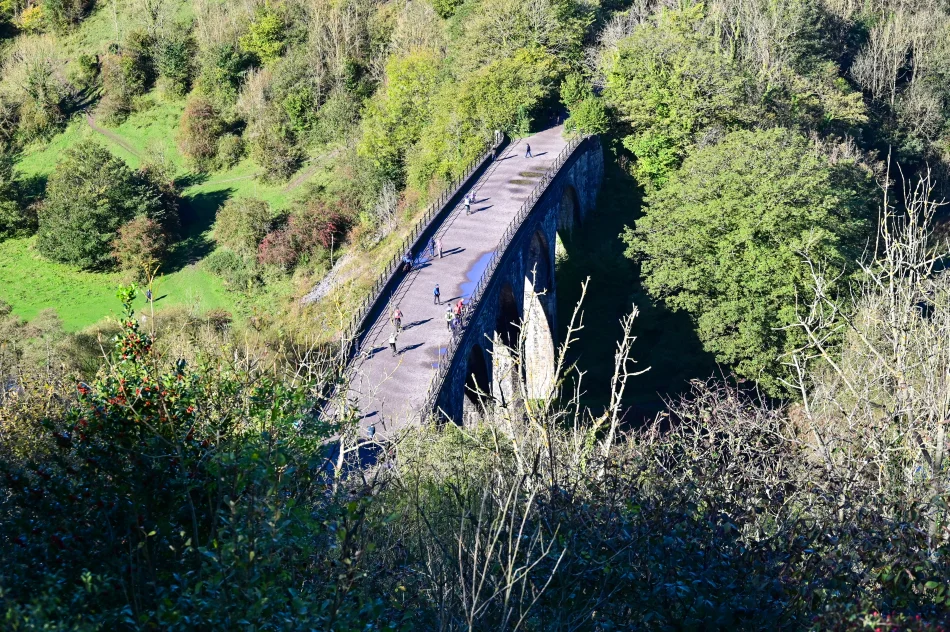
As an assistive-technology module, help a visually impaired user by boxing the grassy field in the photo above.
[6,88,334,331]
[0,238,236,330]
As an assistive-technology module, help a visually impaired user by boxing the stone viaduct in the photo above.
[343,127,603,433]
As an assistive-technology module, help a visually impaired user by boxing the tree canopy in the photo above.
[36,141,166,269]
[602,6,758,187]
[624,127,875,393]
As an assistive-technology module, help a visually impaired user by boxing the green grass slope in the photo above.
[6,92,327,331]
[0,238,235,330]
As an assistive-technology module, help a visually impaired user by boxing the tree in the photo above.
[564,97,609,136]
[214,197,272,255]
[36,141,165,269]
[0,152,32,240]
[0,35,75,142]
[407,47,558,190]
[256,227,296,269]
[601,6,758,187]
[98,32,154,123]
[245,109,303,181]
[358,51,442,183]
[155,30,195,96]
[430,0,463,19]
[624,128,875,394]
[458,0,594,71]
[178,95,224,170]
[111,216,166,280]
[240,7,284,64]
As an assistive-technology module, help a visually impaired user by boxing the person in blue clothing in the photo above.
[427,237,436,259]
[433,284,441,305]
[525,143,533,158]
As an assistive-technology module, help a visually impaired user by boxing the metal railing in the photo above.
[342,131,506,361]
[419,134,589,418]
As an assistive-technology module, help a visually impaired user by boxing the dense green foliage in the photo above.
[358,51,442,183]
[3,270,950,628]
[602,6,759,187]
[111,216,167,280]
[0,153,32,240]
[0,289,387,629]
[625,128,874,393]
[36,141,174,269]
[407,48,559,189]
[213,196,272,255]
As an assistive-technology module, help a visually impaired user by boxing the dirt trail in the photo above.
[85,113,142,159]
[283,148,341,194]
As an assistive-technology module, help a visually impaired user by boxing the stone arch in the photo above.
[526,229,553,300]
[495,282,520,347]
[464,343,491,415]
[556,184,582,260]
[492,283,521,407]
[523,230,556,400]
[558,184,582,237]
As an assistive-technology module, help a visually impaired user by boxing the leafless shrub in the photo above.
[300,0,374,90]
[388,0,446,59]
[372,179,398,240]
[788,168,950,546]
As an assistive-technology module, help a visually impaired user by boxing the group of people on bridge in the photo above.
[386,202,478,357]
[377,133,533,362]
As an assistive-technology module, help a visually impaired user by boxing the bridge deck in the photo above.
[347,126,569,434]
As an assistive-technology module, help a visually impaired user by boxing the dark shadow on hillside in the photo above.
[175,172,209,188]
[71,90,101,115]
[163,188,233,272]
[555,154,716,424]
[17,173,48,204]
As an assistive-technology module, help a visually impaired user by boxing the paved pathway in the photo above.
[347,126,569,434]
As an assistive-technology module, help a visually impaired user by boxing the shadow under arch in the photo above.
[493,283,521,407]
[558,184,582,237]
[464,343,491,416]
[556,184,582,262]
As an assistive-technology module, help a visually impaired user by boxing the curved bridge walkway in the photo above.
[348,127,569,435]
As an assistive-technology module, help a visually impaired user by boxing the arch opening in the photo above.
[558,185,581,237]
[492,283,521,407]
[464,344,491,413]
[496,283,520,348]
[556,185,582,261]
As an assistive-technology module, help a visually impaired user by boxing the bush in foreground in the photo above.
[0,288,391,629]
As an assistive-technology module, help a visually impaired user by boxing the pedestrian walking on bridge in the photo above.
[436,237,443,259]
[433,284,441,305]
[391,306,403,332]
[454,299,465,329]
[445,306,454,331]
[389,330,398,356]
[427,237,436,260]
[525,143,533,158]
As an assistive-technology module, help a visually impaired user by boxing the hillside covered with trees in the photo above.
[3,0,950,628]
